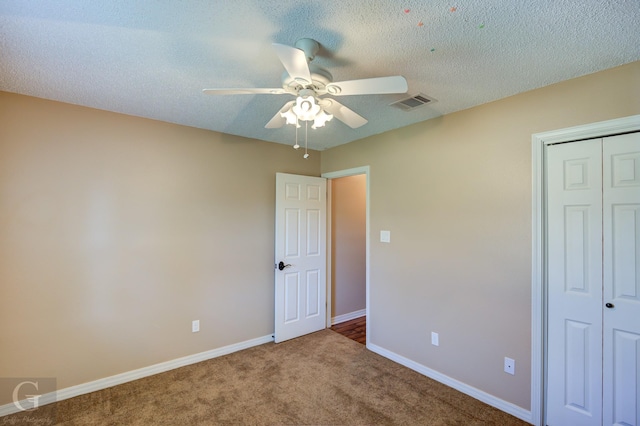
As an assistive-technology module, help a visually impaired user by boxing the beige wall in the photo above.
[0,92,320,404]
[321,61,640,410]
[331,174,366,319]
[2,60,638,411]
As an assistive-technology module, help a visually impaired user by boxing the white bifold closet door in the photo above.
[546,133,640,426]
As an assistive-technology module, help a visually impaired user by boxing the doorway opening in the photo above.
[322,166,370,346]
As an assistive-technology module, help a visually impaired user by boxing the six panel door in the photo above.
[274,173,327,343]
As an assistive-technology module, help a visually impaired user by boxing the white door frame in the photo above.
[322,166,370,346]
[530,114,640,425]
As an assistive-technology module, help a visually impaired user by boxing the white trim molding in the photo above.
[0,334,274,418]
[368,343,532,423]
[530,114,640,426]
[331,309,366,325]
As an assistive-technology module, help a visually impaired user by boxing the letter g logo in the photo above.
[12,380,41,411]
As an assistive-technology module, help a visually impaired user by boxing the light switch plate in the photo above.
[380,230,391,243]
[431,332,439,346]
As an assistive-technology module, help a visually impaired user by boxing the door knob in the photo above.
[605,302,614,309]
[278,261,291,271]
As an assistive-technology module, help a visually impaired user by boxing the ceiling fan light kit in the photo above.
[203,38,408,157]
[291,90,321,121]
[284,89,334,129]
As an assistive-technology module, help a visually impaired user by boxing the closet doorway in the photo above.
[545,133,639,426]
[323,167,369,345]
[531,115,640,426]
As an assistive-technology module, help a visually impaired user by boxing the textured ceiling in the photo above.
[1,1,639,151]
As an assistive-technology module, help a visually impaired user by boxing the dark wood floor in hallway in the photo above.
[331,316,366,345]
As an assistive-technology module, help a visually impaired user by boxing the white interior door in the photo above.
[602,133,640,426]
[274,173,327,343]
[547,138,604,426]
[546,133,640,426]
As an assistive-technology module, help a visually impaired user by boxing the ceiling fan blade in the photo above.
[325,76,408,96]
[319,99,368,129]
[203,88,286,95]
[272,43,312,85]
[265,101,296,129]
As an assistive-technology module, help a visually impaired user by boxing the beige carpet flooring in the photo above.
[3,330,530,425]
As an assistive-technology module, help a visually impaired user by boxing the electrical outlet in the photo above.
[504,357,515,375]
[192,320,200,333]
[431,332,439,346]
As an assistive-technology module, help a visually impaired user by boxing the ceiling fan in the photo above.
[203,38,408,130]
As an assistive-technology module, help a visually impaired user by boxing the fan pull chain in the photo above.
[293,122,300,150]
[303,122,309,159]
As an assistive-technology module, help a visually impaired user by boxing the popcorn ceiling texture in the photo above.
[1,0,639,150]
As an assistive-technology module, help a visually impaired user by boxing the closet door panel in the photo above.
[546,138,603,426]
[603,133,640,426]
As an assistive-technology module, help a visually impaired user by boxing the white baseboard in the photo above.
[331,309,366,325]
[367,342,533,424]
[0,334,274,418]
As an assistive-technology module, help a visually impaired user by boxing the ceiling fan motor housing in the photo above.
[282,65,333,95]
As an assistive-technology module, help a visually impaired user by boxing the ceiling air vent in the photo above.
[390,93,436,111]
